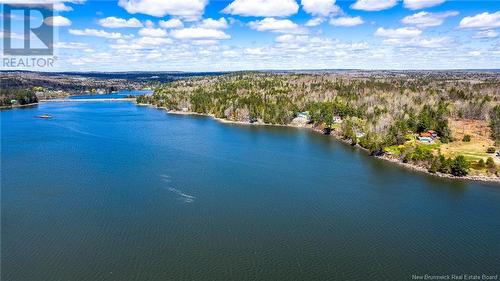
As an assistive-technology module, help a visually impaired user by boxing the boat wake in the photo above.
[167,187,195,203]
[160,174,195,203]
[160,174,171,183]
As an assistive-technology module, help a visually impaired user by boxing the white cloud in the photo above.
[170,28,230,40]
[244,48,266,55]
[145,50,162,59]
[329,16,364,27]
[69,28,128,39]
[403,0,445,10]
[98,17,143,28]
[249,18,306,34]
[222,0,299,17]
[351,0,397,11]
[402,11,458,28]
[468,51,481,57]
[44,15,71,26]
[275,34,304,43]
[375,27,422,38]
[191,39,218,45]
[274,34,324,44]
[159,18,184,29]
[110,36,172,49]
[305,18,324,27]
[135,36,172,45]
[138,27,168,37]
[337,41,369,50]
[301,0,340,17]
[459,12,500,29]
[198,18,228,29]
[383,37,451,48]
[473,30,498,39]
[222,50,239,57]
[118,0,208,19]
[53,41,86,49]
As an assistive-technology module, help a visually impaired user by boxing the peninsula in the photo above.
[136,71,500,182]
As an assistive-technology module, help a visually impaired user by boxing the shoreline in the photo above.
[138,103,500,184]
[0,102,38,110]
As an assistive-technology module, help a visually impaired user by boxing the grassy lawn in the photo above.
[440,119,499,164]
[384,145,404,155]
[381,119,498,175]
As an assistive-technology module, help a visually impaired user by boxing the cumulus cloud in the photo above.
[53,41,87,49]
[301,0,340,17]
[98,17,143,28]
[473,30,498,39]
[305,18,324,27]
[468,51,481,57]
[69,28,129,39]
[244,48,266,55]
[375,27,422,38]
[135,36,172,45]
[274,34,330,46]
[351,0,397,11]
[402,11,459,28]
[275,34,307,43]
[198,18,229,29]
[170,28,230,40]
[383,37,451,48]
[403,0,445,10]
[459,12,500,29]
[271,34,370,60]
[222,0,299,17]
[138,27,168,37]
[222,50,239,57]
[118,0,208,19]
[159,19,184,29]
[110,36,172,49]
[329,16,364,27]
[249,18,306,34]
[44,15,71,26]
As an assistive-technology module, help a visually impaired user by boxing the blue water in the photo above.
[68,89,152,99]
[1,98,499,281]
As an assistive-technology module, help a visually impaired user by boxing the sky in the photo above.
[1,0,499,71]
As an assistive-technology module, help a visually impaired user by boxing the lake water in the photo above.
[68,90,152,99]
[2,97,499,281]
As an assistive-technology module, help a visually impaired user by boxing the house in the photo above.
[420,132,432,138]
[427,130,438,138]
[291,111,310,126]
[356,131,365,138]
[418,136,433,143]
[418,131,435,143]
[296,111,310,120]
[332,115,342,124]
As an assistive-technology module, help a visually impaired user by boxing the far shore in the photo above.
[137,103,500,184]
[0,103,38,110]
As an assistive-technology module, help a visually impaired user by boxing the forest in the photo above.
[137,72,500,178]
[0,88,38,107]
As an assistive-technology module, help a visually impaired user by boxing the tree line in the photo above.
[137,72,499,177]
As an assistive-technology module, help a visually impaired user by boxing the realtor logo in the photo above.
[2,4,54,55]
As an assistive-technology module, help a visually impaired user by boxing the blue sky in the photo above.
[1,0,499,71]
